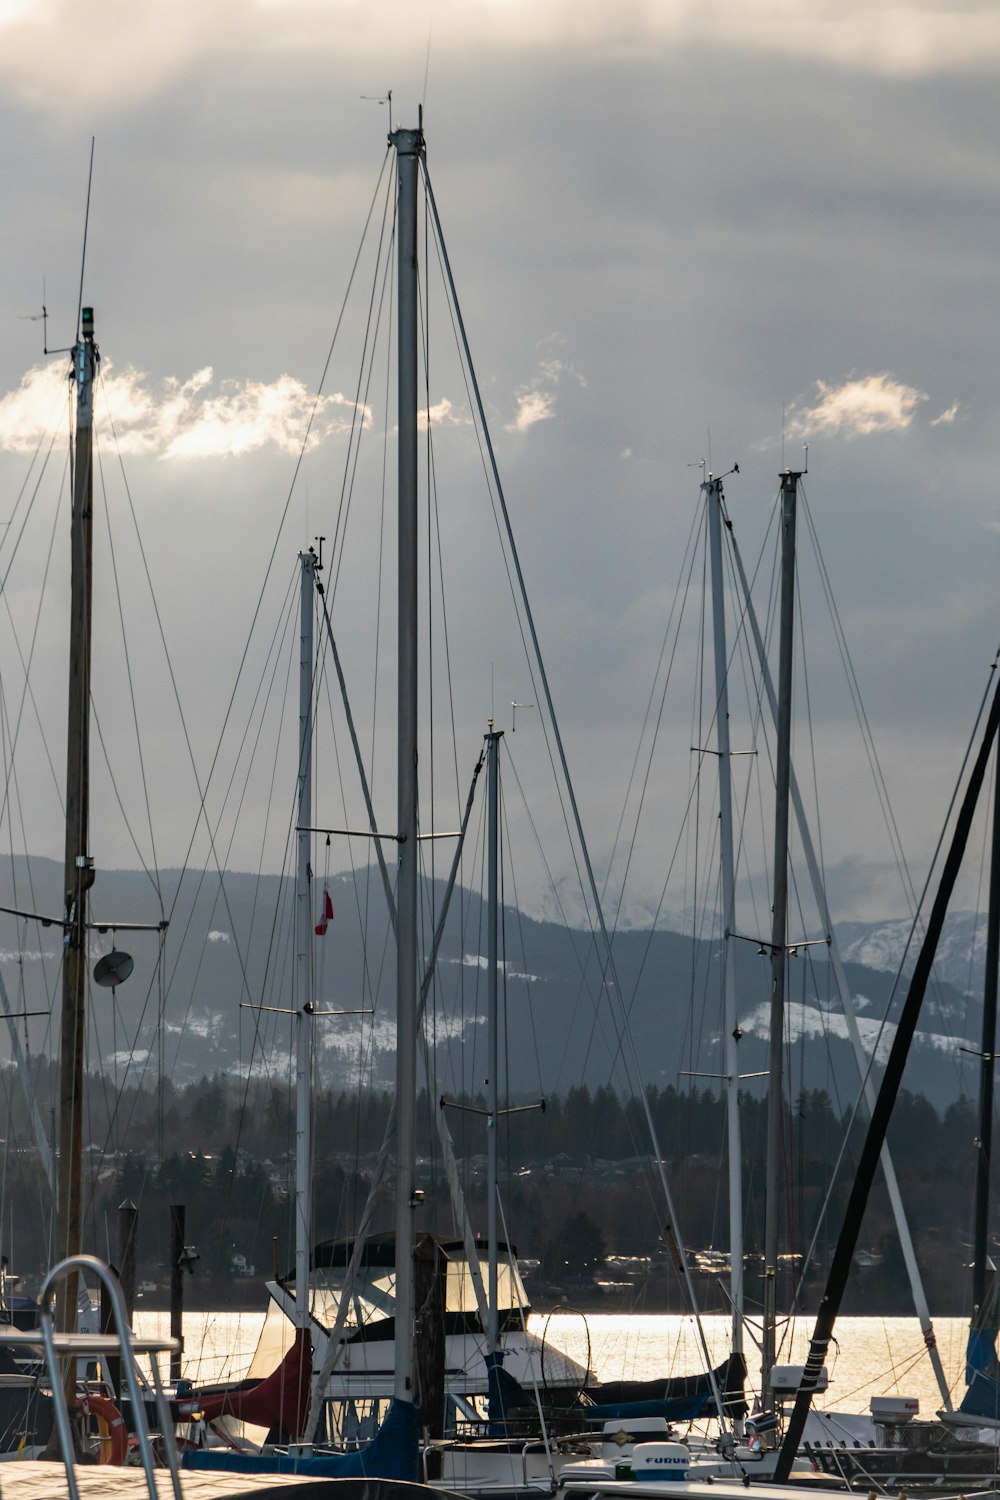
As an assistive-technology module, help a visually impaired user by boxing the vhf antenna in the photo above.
[39,138,96,358]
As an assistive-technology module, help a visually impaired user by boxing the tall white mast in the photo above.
[294,548,317,1334]
[704,475,743,1369]
[762,469,799,1402]
[728,511,952,1409]
[390,119,423,1408]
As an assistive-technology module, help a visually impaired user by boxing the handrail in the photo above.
[521,1438,558,1492]
[33,1254,182,1500]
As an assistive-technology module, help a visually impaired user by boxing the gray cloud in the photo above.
[0,7,998,936]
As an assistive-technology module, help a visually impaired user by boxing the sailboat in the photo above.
[180,118,429,1484]
[695,467,960,1472]
[0,293,176,1464]
[175,110,759,1492]
[547,459,977,1494]
[180,117,595,1485]
[183,556,588,1464]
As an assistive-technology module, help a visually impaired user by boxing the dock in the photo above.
[0,1463,461,1499]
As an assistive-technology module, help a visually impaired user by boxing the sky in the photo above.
[1,0,1000,935]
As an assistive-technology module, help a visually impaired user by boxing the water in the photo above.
[134,1309,972,1417]
[538,1314,970,1417]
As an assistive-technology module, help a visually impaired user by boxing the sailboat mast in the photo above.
[705,475,743,1364]
[486,723,503,1353]
[55,307,98,1335]
[391,120,423,1406]
[762,468,799,1401]
[973,745,1000,1315]
[295,548,317,1332]
[728,521,952,1408]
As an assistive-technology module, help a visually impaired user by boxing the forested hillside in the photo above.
[0,1068,979,1315]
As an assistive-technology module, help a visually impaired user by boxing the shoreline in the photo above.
[130,1275,971,1321]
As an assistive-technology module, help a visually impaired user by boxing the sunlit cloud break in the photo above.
[417,396,468,432]
[787,374,929,439]
[0,362,371,459]
[505,347,584,434]
[507,390,554,433]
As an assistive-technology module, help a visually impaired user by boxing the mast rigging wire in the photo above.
[92,421,163,902]
[87,151,396,1037]
[0,446,69,837]
[327,156,396,599]
[498,743,546,1102]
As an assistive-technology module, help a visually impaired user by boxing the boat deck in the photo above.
[0,1463,459,1499]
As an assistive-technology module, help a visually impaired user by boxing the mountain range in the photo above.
[0,856,985,1112]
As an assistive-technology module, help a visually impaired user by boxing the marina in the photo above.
[0,1,998,1493]
[133,1311,986,1434]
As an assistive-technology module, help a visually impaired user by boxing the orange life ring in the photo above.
[76,1392,128,1465]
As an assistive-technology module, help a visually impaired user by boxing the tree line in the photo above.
[0,1064,983,1312]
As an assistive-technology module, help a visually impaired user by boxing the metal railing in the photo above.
[1,1253,181,1500]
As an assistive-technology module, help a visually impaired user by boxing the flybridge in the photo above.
[276,1232,531,1337]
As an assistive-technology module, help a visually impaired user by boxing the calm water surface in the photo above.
[134,1310,972,1417]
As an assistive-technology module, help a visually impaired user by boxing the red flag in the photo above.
[315,887,334,936]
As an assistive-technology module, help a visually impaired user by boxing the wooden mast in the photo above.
[55,307,97,1339]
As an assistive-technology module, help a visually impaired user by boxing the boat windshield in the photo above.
[304,1253,528,1331]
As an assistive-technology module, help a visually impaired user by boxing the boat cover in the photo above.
[196,1328,312,1439]
[182,1397,421,1481]
[486,1351,746,1427]
[959,1325,1000,1422]
[591,1352,747,1417]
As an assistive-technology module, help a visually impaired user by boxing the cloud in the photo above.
[504,345,585,434]
[417,396,468,432]
[786,374,928,440]
[506,390,555,433]
[931,401,960,426]
[1,0,999,111]
[0,362,370,459]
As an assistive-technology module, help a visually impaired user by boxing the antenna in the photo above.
[511,700,535,733]
[782,402,786,468]
[39,145,96,359]
[422,28,433,113]
[18,282,46,343]
[76,138,95,341]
